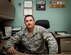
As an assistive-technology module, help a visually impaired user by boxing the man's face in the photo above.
[25,16,35,29]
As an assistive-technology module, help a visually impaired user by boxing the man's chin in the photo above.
[27,26,32,29]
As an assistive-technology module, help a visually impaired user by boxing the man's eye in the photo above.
[30,20,32,21]
[25,20,28,22]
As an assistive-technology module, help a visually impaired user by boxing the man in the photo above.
[4,15,58,54]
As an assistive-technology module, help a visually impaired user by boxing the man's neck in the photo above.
[27,27,34,33]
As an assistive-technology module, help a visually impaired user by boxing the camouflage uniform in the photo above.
[4,25,58,54]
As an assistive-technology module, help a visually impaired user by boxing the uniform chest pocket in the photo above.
[33,33,44,45]
[33,32,43,41]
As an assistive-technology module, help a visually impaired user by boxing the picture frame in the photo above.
[24,0,33,8]
[36,0,46,10]
[49,0,66,8]
[23,0,33,15]
[24,8,33,15]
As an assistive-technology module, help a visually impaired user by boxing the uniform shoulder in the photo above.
[35,25,46,29]
[35,25,47,33]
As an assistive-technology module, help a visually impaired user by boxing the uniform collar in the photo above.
[24,25,38,36]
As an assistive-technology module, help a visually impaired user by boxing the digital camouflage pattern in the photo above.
[4,25,58,54]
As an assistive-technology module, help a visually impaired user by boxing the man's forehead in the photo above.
[26,16,33,20]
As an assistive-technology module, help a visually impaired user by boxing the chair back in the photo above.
[35,20,50,29]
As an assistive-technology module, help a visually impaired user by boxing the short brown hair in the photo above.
[24,15,35,21]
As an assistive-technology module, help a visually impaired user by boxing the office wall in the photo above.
[11,0,71,33]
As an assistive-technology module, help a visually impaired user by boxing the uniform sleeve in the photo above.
[4,30,23,50]
[41,28,58,54]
